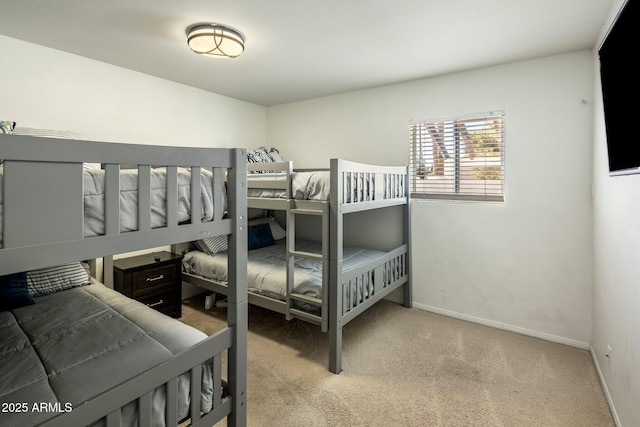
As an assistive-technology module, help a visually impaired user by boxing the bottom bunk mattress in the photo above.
[0,282,213,426]
[182,239,385,302]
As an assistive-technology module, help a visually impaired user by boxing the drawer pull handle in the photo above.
[146,274,164,282]
[148,300,164,308]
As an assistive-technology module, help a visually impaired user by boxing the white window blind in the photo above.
[409,111,505,202]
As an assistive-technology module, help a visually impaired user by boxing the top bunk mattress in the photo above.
[0,166,222,247]
[247,167,397,204]
[247,170,330,201]
[0,281,213,426]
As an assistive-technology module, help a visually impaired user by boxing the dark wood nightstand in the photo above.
[113,251,183,318]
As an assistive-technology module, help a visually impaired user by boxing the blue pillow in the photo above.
[248,223,276,250]
[0,272,35,312]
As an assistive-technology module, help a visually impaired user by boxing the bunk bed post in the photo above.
[329,158,344,374]
[403,167,413,308]
[226,148,248,426]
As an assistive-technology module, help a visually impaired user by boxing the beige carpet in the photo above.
[180,295,614,427]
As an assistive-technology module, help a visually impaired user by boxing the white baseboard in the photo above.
[413,302,590,350]
[590,346,621,426]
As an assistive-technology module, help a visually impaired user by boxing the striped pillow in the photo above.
[198,235,228,254]
[27,262,91,297]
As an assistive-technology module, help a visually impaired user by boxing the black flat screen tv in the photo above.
[598,0,639,176]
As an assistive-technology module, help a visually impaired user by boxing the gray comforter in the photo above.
[247,171,331,201]
[246,170,374,203]
[183,239,385,301]
[0,283,213,426]
[83,167,217,236]
[0,166,219,247]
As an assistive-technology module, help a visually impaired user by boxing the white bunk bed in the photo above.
[0,132,248,427]
[182,156,411,374]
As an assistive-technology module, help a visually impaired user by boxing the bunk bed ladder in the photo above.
[286,203,330,330]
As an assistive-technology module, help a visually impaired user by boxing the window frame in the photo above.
[409,111,506,202]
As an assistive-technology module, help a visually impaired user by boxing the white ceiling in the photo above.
[0,0,613,106]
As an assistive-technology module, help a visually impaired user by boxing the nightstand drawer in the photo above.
[138,289,177,316]
[132,265,176,295]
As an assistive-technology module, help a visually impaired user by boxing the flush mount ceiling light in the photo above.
[186,23,245,58]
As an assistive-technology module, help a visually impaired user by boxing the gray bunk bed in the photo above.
[0,133,248,427]
[182,157,411,374]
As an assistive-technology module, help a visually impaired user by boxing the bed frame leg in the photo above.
[227,301,248,426]
[103,256,114,287]
[403,277,412,309]
[329,319,342,374]
[402,191,412,309]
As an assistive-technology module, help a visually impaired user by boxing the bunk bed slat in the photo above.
[138,391,153,427]
[213,167,224,221]
[166,166,178,227]
[104,164,121,235]
[213,353,223,406]
[190,166,202,224]
[190,364,203,423]
[291,250,323,260]
[374,264,385,294]
[166,378,179,426]
[105,410,121,427]
[138,165,152,231]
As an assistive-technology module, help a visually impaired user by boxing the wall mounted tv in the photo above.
[598,0,639,176]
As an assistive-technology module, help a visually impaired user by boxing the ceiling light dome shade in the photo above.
[187,24,245,58]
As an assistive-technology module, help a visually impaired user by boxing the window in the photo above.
[409,111,505,202]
